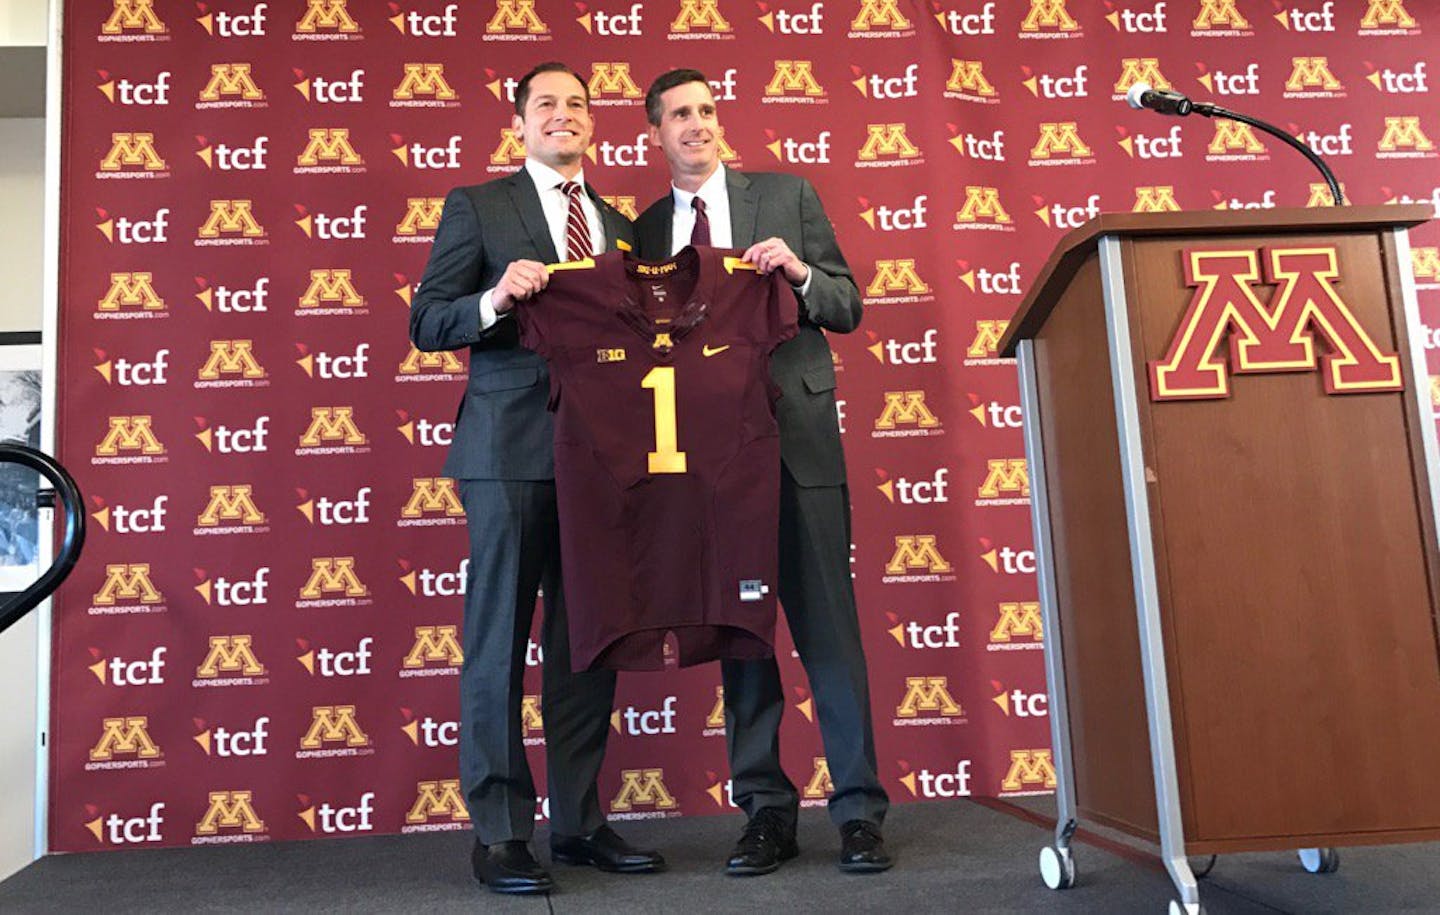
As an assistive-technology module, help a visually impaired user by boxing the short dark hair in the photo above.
[645,68,709,126]
[514,62,589,116]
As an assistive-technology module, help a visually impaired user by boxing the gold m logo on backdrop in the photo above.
[851,0,910,29]
[968,321,1008,358]
[301,706,369,748]
[867,260,929,295]
[1021,0,1078,31]
[1193,0,1249,28]
[977,459,1029,498]
[1133,186,1181,213]
[858,124,919,160]
[1002,751,1057,791]
[875,391,939,429]
[1209,121,1265,154]
[947,60,995,96]
[96,417,164,455]
[299,408,366,446]
[521,696,544,734]
[197,485,265,526]
[491,128,527,164]
[300,557,367,597]
[199,341,265,380]
[297,129,362,165]
[404,625,464,668]
[1412,247,1440,280]
[886,536,952,574]
[487,0,548,32]
[1150,247,1403,400]
[408,781,469,823]
[93,563,162,605]
[671,0,731,31]
[804,758,833,798]
[956,187,1010,224]
[1115,59,1171,94]
[297,0,359,32]
[1286,57,1342,92]
[199,200,264,238]
[299,270,364,309]
[398,348,464,375]
[991,602,1043,643]
[766,61,823,96]
[197,792,265,835]
[395,64,457,100]
[1031,123,1091,159]
[90,717,160,760]
[896,677,962,718]
[199,64,264,101]
[397,198,444,235]
[103,0,165,34]
[612,770,677,811]
[196,635,265,677]
[1378,117,1434,151]
[590,63,643,98]
[98,273,164,311]
[402,479,465,518]
[1362,0,1416,28]
[100,133,165,171]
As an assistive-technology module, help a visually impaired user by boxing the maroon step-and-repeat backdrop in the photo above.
[52,0,1440,850]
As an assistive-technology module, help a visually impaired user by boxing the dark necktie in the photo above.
[560,181,593,261]
[690,196,711,247]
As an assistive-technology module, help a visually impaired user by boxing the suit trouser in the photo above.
[458,479,616,843]
[722,468,889,830]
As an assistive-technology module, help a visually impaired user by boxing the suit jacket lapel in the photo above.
[649,201,674,256]
[727,168,759,247]
[507,170,560,263]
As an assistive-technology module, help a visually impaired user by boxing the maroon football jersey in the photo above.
[516,246,799,671]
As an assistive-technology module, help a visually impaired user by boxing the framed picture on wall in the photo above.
[0,333,43,594]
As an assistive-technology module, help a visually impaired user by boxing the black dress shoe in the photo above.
[551,824,666,873]
[472,839,555,894]
[838,820,892,873]
[725,808,799,876]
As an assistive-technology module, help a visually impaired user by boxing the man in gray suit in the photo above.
[635,69,891,875]
[410,61,664,895]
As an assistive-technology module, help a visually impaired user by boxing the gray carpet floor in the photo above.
[1,798,1433,912]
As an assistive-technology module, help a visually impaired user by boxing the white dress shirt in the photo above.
[479,158,606,329]
[668,164,811,296]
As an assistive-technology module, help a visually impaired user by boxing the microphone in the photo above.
[1122,83,1344,206]
[1126,82,1193,117]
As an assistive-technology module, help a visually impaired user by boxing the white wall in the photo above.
[0,1,47,46]
[0,116,45,880]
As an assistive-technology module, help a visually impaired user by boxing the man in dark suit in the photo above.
[635,69,892,875]
[410,61,664,895]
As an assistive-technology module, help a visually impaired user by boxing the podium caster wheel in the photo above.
[1299,847,1339,874]
[1039,845,1076,890]
[1168,901,1204,915]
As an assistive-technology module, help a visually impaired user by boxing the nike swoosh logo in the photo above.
[702,345,731,357]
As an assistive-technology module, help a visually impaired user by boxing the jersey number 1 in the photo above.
[641,366,688,474]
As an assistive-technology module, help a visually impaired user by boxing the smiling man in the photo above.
[635,69,891,876]
[409,62,662,895]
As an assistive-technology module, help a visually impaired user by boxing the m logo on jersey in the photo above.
[990,601,1044,648]
[405,780,469,827]
[402,625,464,671]
[486,0,550,36]
[294,129,364,174]
[858,124,921,162]
[611,770,678,812]
[885,536,952,576]
[1150,247,1403,400]
[399,478,466,525]
[95,416,165,457]
[670,0,733,34]
[976,459,1029,503]
[896,677,963,719]
[393,64,459,107]
[92,563,163,607]
[1133,186,1182,212]
[299,706,369,750]
[101,0,166,37]
[197,64,265,107]
[196,485,266,530]
[1114,58,1171,99]
[197,200,266,244]
[299,557,368,599]
[395,198,444,241]
[1191,0,1251,34]
[197,340,267,388]
[196,635,266,678]
[1020,0,1079,35]
[866,260,930,297]
[1285,57,1344,97]
[1030,123,1093,164]
[955,187,1012,227]
[89,716,161,761]
[296,0,360,35]
[97,273,165,315]
[766,60,825,100]
[1360,0,1418,34]
[946,60,997,103]
[1000,750,1057,793]
[1377,116,1436,158]
[803,758,833,801]
[99,133,166,174]
[589,63,644,104]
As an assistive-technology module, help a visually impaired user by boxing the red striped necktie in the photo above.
[560,181,594,262]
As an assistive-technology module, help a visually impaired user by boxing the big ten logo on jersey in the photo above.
[483,0,552,40]
[295,268,367,315]
[872,389,943,439]
[1195,62,1259,97]
[400,707,459,748]
[989,600,1044,651]
[874,466,949,504]
[953,186,1015,233]
[293,0,363,41]
[196,134,269,171]
[293,67,364,104]
[193,791,268,845]
[578,2,645,35]
[88,645,166,686]
[296,636,373,677]
[965,393,1022,429]
[589,130,649,168]
[1359,0,1420,37]
[865,327,938,365]
[1117,125,1182,161]
[293,203,367,241]
[852,63,917,100]
[764,60,827,105]
[800,757,833,806]
[1022,64,1087,99]
[193,414,271,455]
[965,320,1011,367]
[898,760,972,799]
[992,682,1049,718]
[92,347,169,387]
[397,478,466,529]
[1377,116,1437,160]
[978,537,1035,576]
[1105,2,1166,32]
[758,1,823,34]
[1032,194,1101,229]
[195,200,267,247]
[1190,0,1254,37]
[392,133,463,170]
[669,0,734,39]
[885,611,961,649]
[294,128,365,175]
[402,779,470,833]
[94,272,165,322]
[394,197,445,244]
[958,259,1024,296]
[197,2,269,37]
[975,458,1029,507]
[85,802,166,846]
[1367,61,1428,94]
[1029,122,1095,167]
[296,556,372,608]
[93,416,168,466]
[391,62,460,108]
[90,494,168,535]
[487,127,526,174]
[295,342,370,380]
[96,132,169,179]
[1284,57,1345,100]
[193,715,271,758]
[298,791,375,835]
[765,128,830,165]
[193,634,269,688]
[195,62,267,110]
[295,406,370,457]
[893,675,966,726]
[999,749,1057,796]
[946,59,998,104]
[94,206,170,245]
[96,69,171,106]
[612,697,678,736]
[398,556,468,598]
[395,409,454,449]
[193,483,270,536]
[86,715,163,770]
[296,705,374,759]
[400,625,464,677]
[296,485,371,527]
[397,346,464,383]
[855,123,924,169]
[99,0,170,42]
[610,769,681,818]
[848,0,914,38]
[882,535,956,584]
[588,62,644,107]
[1113,57,1171,102]
[193,566,271,608]
[195,340,269,390]
[1018,0,1081,38]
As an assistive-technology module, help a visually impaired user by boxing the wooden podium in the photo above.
[998,206,1440,913]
